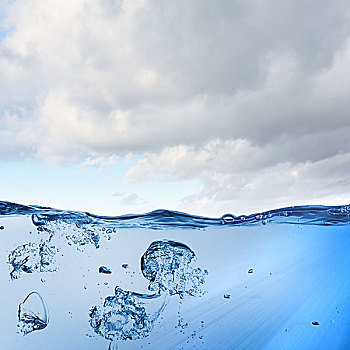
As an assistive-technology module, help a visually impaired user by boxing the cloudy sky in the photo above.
[0,0,350,216]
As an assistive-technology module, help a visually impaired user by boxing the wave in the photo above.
[0,200,350,229]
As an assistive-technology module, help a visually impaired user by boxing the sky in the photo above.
[0,0,350,217]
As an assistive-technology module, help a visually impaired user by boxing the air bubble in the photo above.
[17,292,49,336]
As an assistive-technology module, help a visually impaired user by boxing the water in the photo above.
[0,201,350,349]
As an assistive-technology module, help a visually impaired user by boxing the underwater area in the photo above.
[0,201,350,350]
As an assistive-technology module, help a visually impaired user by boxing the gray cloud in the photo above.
[1,0,350,213]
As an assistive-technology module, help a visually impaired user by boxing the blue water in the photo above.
[0,201,350,349]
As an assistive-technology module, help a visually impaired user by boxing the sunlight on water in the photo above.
[1,201,350,349]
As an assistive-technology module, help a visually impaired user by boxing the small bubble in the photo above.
[248,268,253,274]
[0,225,5,230]
[122,264,129,269]
[99,266,112,274]
[312,321,320,326]
[223,294,231,299]
[221,215,235,224]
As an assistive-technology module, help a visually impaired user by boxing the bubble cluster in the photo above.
[89,287,166,342]
[141,240,208,297]
[89,240,208,346]
[8,241,57,280]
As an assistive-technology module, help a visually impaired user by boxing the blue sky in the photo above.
[1,158,201,215]
[1,0,350,216]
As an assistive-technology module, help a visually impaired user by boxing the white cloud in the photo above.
[1,0,350,213]
[118,193,148,206]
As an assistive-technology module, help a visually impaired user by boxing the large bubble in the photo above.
[141,240,208,297]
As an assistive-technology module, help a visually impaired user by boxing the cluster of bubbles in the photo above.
[89,240,208,346]
[8,241,57,280]
[141,240,208,298]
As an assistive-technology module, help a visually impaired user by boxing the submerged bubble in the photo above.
[248,268,254,274]
[312,321,320,326]
[0,225,4,230]
[223,294,231,299]
[99,266,112,274]
[121,264,129,269]
[8,241,57,280]
[17,292,49,336]
[31,213,101,249]
[141,240,208,297]
[89,287,167,342]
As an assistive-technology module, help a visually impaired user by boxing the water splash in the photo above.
[17,292,49,336]
[141,240,208,297]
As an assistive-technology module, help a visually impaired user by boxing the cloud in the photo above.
[118,193,148,206]
[111,191,125,197]
[1,0,350,212]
